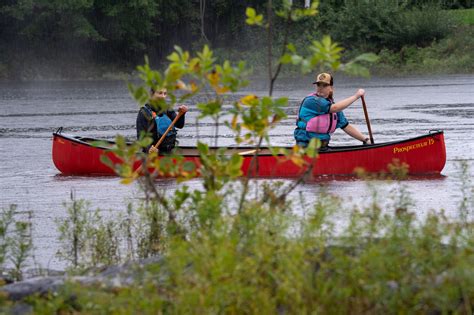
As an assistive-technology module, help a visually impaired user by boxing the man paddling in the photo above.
[136,88,188,154]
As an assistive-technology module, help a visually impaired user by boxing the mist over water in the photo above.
[0,74,473,270]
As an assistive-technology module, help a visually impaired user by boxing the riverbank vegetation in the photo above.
[0,0,473,80]
[1,164,474,313]
[1,2,474,313]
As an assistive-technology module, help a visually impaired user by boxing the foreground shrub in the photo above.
[0,205,32,282]
[25,164,474,313]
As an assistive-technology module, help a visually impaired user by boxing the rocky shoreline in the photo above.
[1,256,164,313]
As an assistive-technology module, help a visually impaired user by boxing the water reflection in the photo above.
[301,173,447,183]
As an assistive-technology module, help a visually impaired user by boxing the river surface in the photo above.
[1,74,473,270]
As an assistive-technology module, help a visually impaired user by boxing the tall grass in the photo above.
[0,205,33,281]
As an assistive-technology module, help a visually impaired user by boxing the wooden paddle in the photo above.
[136,108,185,174]
[360,95,374,144]
[239,149,258,155]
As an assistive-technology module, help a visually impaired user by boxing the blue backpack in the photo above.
[142,106,176,138]
[155,113,177,138]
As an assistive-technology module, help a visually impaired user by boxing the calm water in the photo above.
[0,74,473,270]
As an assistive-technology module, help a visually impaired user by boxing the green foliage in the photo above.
[0,205,32,281]
[399,5,456,47]
[373,25,474,75]
[197,144,243,191]
[0,0,467,80]
[56,193,95,269]
[343,53,380,77]
[0,205,14,268]
[447,8,474,25]
[320,0,456,52]
[277,0,319,21]
[456,161,474,223]
[133,201,169,258]
[229,94,288,145]
[245,7,264,26]
[94,0,158,51]
[9,219,33,282]
[27,167,474,313]
[56,191,123,269]
[0,0,159,80]
[281,35,348,74]
[245,2,377,95]
[1,0,103,42]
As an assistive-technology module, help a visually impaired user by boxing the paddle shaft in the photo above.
[360,95,374,144]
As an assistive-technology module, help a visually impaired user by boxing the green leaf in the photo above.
[246,7,256,18]
[168,52,180,62]
[274,97,288,107]
[354,53,380,63]
[306,138,319,158]
[261,96,272,107]
[270,147,281,156]
[291,55,303,65]
[300,59,312,74]
[245,7,263,26]
[287,43,296,53]
[280,54,292,64]
[91,140,111,148]
[197,142,209,155]
[136,136,153,148]
[115,135,126,148]
[100,155,114,169]
[343,63,371,78]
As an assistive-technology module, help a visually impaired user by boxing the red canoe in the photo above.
[52,128,446,177]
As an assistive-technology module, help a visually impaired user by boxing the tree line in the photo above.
[0,0,471,79]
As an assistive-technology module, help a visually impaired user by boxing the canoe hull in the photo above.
[247,132,446,176]
[52,130,446,177]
